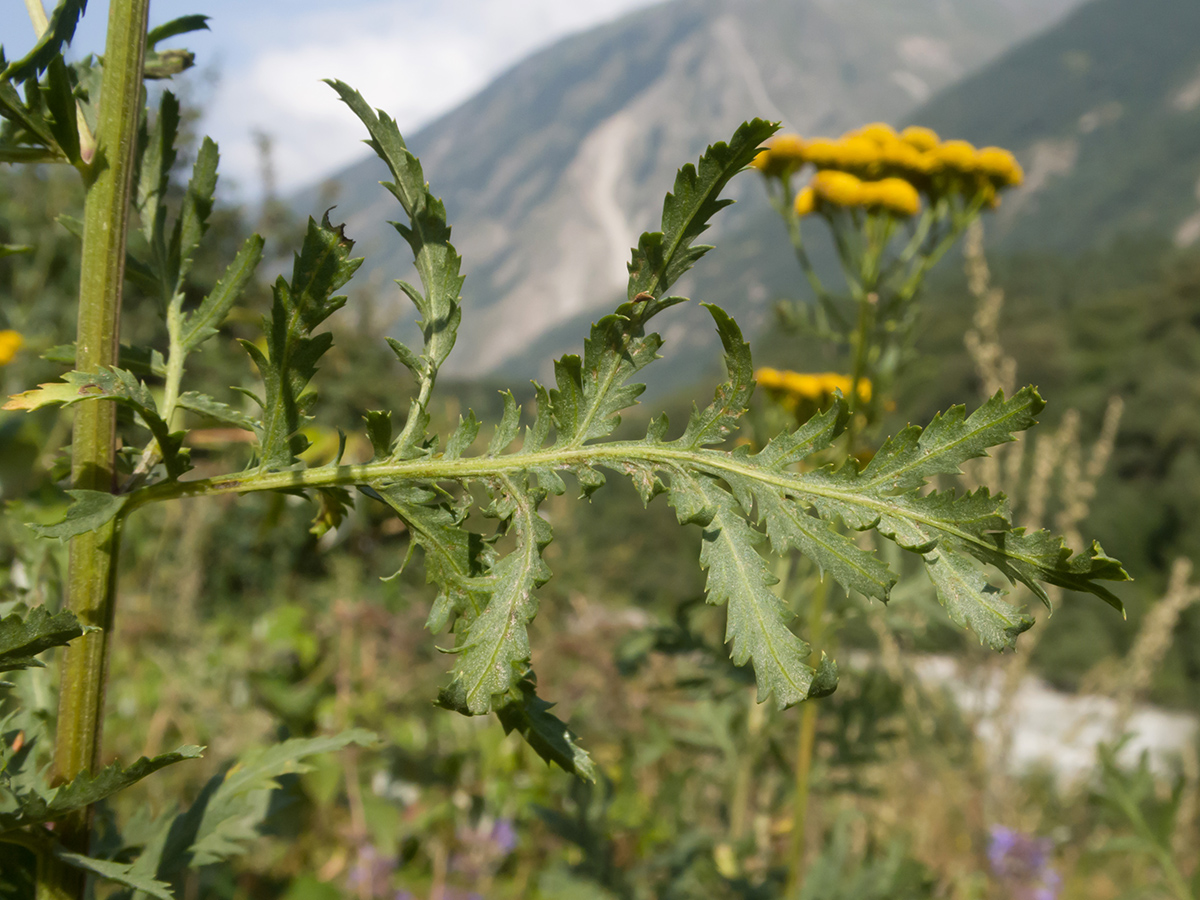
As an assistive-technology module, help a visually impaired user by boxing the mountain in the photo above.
[910,0,1200,253]
[298,0,1085,385]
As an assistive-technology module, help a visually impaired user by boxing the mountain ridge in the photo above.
[295,0,1087,383]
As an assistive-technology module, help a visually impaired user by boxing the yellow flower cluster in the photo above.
[808,171,921,216]
[0,330,23,366]
[755,367,871,403]
[752,123,1023,215]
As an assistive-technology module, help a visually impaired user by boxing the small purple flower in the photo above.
[348,843,397,899]
[450,816,518,880]
[490,818,517,856]
[987,825,1018,869]
[988,825,1060,900]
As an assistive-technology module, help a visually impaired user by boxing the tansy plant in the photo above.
[0,3,1126,898]
[752,124,1025,439]
[750,124,1030,892]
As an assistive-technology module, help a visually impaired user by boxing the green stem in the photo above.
[394,371,437,455]
[772,181,834,308]
[845,285,876,452]
[786,575,827,897]
[41,1,149,897]
[1111,790,1194,900]
[129,303,186,482]
[729,685,765,843]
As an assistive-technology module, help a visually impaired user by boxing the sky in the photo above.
[3,0,663,199]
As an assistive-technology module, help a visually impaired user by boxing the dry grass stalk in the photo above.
[990,588,1060,779]
[958,221,1131,792]
[963,219,1019,491]
[1023,410,1078,533]
[1174,742,1200,867]
[963,219,1018,402]
[1114,557,1200,732]
[1056,396,1124,551]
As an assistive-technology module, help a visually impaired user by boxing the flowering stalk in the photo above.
[752,123,1023,431]
[750,122,1027,898]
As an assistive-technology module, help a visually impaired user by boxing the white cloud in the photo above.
[200,0,662,199]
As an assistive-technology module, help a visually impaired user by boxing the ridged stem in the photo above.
[39,1,149,897]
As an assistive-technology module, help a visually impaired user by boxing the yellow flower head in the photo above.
[855,122,898,145]
[810,373,871,402]
[859,177,922,217]
[801,138,840,169]
[974,146,1024,187]
[751,134,806,177]
[899,126,939,151]
[793,186,816,217]
[812,170,864,207]
[756,368,871,406]
[0,330,23,366]
[932,139,978,175]
[876,140,939,177]
[782,371,825,398]
[755,366,784,387]
[831,136,881,172]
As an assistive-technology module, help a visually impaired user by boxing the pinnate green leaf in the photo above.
[2,0,86,82]
[178,235,264,352]
[6,368,188,478]
[374,484,494,634]
[550,320,662,448]
[172,137,218,286]
[327,80,464,397]
[626,117,777,304]
[783,389,1129,645]
[487,392,521,456]
[43,56,78,164]
[247,214,362,469]
[543,121,774,452]
[0,746,202,832]
[674,303,755,449]
[364,410,393,460]
[440,475,551,714]
[755,489,895,603]
[146,14,211,49]
[922,548,1033,650]
[29,490,126,541]
[445,411,480,460]
[181,730,375,868]
[53,851,174,900]
[0,605,85,673]
[176,392,259,433]
[495,671,595,781]
[750,399,847,469]
[136,91,180,252]
[669,473,835,707]
[115,731,376,888]
[854,388,1044,493]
